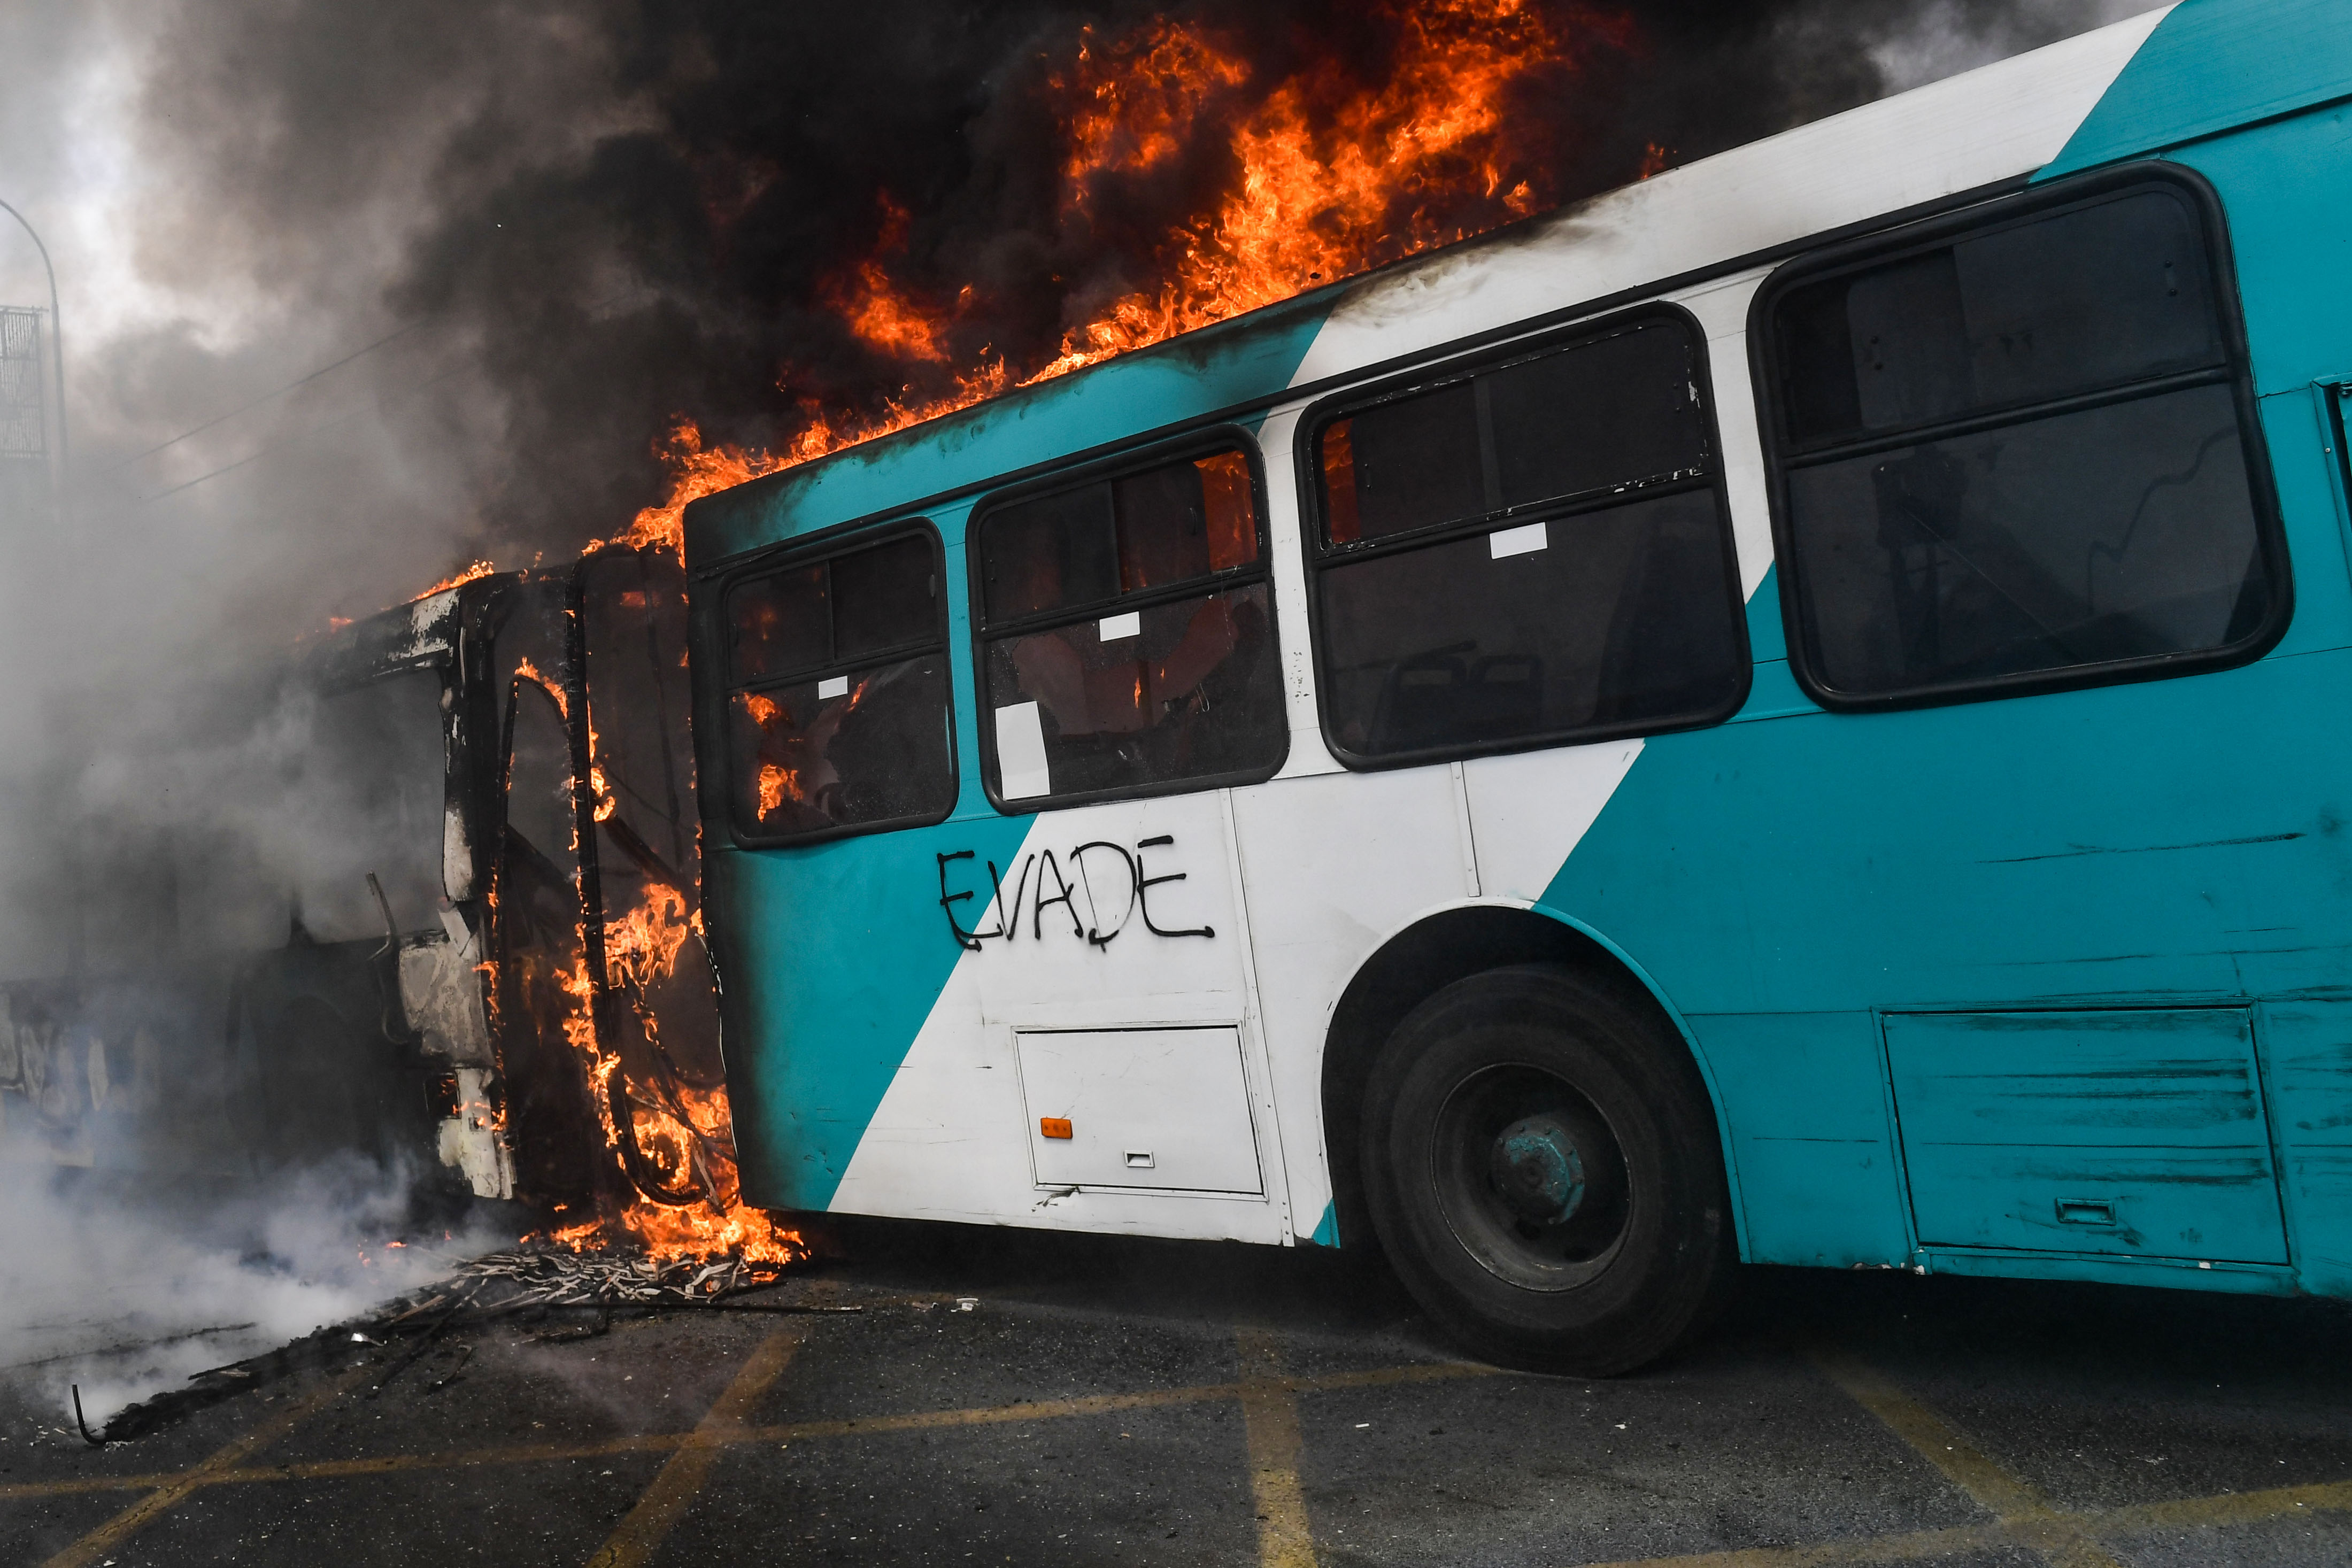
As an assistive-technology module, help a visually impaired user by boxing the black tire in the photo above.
[1360,963,1732,1374]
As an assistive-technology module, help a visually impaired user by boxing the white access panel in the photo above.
[1017,1028,1264,1194]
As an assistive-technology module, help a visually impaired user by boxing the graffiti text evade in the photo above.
[936,835,1214,954]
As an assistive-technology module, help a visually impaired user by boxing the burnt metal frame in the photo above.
[492,558,714,1207]
[1746,160,2292,714]
[1291,302,1752,772]
[963,423,1289,814]
[714,518,958,849]
[482,574,623,1205]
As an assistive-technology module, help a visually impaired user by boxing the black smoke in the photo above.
[127,0,2150,569]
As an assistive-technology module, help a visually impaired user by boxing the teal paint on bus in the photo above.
[684,292,1340,567]
[2166,114,2352,398]
[1529,75,2352,1285]
[711,813,1035,1212]
[1307,1201,1341,1248]
[1884,1009,2288,1262]
[1745,564,1786,662]
[2038,0,2352,183]
[1687,1013,1911,1269]
[2251,1002,2352,1294]
[1536,645,2352,1275]
[710,492,1040,1214]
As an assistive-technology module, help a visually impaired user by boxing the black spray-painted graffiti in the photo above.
[937,835,1214,953]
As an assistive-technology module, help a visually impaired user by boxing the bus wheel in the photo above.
[1360,963,1730,1374]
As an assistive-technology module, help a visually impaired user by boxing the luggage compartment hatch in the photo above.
[1016,1027,1263,1194]
[1885,1008,2288,1264]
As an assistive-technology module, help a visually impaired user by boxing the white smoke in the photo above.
[1863,0,2166,94]
[0,1149,516,1430]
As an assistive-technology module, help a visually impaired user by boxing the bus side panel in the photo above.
[2256,1005,2352,1294]
[708,812,1032,1214]
[1687,1012,1913,1269]
[1533,644,2352,1286]
[2169,111,2352,404]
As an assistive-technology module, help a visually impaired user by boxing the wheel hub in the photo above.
[1489,1115,1587,1226]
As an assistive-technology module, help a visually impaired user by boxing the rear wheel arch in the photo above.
[1316,902,1738,1258]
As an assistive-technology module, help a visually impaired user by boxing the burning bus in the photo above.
[0,543,791,1263]
[285,547,792,1253]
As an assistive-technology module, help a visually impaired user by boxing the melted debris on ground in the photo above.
[80,1242,848,1445]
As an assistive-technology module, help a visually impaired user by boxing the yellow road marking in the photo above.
[1577,1520,2014,1566]
[1814,1350,2123,1568]
[26,1343,2347,1568]
[1236,1327,1318,1568]
[0,1357,1495,1501]
[2103,1473,2352,1531]
[37,1363,369,1568]
[584,1325,803,1568]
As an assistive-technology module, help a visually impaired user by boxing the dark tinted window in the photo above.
[1309,314,1746,763]
[1777,192,2222,449]
[724,527,954,840]
[727,562,827,684]
[1324,382,1484,544]
[982,485,1117,620]
[1765,179,2278,705]
[831,535,936,659]
[1320,320,1707,546]
[974,444,1283,804]
[1491,328,1709,505]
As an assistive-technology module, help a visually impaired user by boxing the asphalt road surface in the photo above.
[6,1219,2351,1567]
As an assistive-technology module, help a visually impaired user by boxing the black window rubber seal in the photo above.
[1746,159,2292,716]
[711,516,960,849]
[964,424,1290,814]
[1291,298,1753,773]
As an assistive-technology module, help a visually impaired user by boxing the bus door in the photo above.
[963,444,1291,1206]
[965,792,1267,1199]
[576,548,729,1206]
[487,576,606,1208]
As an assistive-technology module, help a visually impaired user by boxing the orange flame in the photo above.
[836,197,952,364]
[422,560,496,597]
[597,0,1621,536]
[755,763,797,817]
[1059,22,1250,191]
[538,714,800,1269]
[1029,0,1586,380]
[599,423,791,563]
[513,655,567,717]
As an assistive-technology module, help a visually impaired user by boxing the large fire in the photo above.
[605,0,1625,558]
[545,882,800,1269]
[415,0,1617,1271]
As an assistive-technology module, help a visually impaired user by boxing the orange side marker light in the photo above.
[1040,1117,1074,1140]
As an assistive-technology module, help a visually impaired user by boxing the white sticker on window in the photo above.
[1098,610,1142,642]
[994,701,1053,800]
[817,675,850,700]
[1490,520,1548,559]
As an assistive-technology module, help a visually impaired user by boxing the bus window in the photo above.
[1308,313,1745,764]
[1762,176,2283,707]
[723,526,955,843]
[974,443,1284,805]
